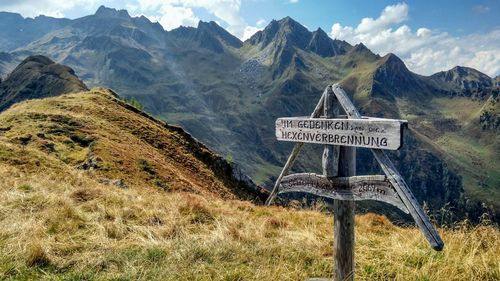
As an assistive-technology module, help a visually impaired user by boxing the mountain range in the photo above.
[0,6,498,223]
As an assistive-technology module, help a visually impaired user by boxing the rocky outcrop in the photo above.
[431,66,493,91]
[0,55,88,111]
[169,20,243,53]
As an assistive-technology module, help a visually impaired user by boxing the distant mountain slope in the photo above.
[0,12,70,51]
[0,7,497,223]
[0,52,21,77]
[169,21,243,53]
[431,66,493,91]
[0,55,88,111]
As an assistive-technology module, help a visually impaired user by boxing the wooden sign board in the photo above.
[279,173,409,213]
[276,117,407,150]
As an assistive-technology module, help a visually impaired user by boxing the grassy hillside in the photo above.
[0,90,498,280]
[398,95,500,213]
[0,89,265,201]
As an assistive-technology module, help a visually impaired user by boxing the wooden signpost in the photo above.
[267,84,444,281]
[276,117,406,150]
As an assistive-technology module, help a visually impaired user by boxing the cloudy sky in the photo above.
[0,0,498,77]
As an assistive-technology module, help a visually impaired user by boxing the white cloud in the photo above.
[256,18,266,27]
[241,18,266,40]
[329,3,500,77]
[0,0,100,18]
[158,4,199,30]
[355,2,408,34]
[289,0,299,3]
[242,26,260,40]
[0,0,265,41]
[134,0,255,39]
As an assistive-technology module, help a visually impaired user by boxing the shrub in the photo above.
[138,159,156,176]
[126,98,145,111]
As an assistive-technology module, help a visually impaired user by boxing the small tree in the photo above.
[127,97,144,111]
[225,154,233,165]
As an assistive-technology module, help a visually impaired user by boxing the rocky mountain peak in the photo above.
[0,11,23,21]
[278,16,306,30]
[370,53,426,99]
[19,55,54,66]
[380,53,407,69]
[431,65,493,90]
[94,5,130,19]
[350,42,370,54]
[197,20,221,30]
[247,19,279,46]
[248,16,310,49]
[0,55,88,111]
[307,27,351,57]
[273,16,311,48]
[197,20,242,48]
[168,20,242,53]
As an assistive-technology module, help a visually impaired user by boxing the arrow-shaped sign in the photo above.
[278,173,409,213]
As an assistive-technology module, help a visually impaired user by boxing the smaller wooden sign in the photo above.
[279,173,409,213]
[276,117,407,150]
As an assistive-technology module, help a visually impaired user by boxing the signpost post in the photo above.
[267,84,444,281]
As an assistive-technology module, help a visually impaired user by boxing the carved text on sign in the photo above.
[276,117,407,150]
[279,173,409,213]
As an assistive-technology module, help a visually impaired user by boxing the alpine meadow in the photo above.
[0,2,498,280]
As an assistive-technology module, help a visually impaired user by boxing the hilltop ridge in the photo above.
[0,87,266,201]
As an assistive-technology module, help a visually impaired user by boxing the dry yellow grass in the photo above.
[0,163,498,280]
[0,90,498,280]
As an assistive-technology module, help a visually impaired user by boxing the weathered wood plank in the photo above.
[278,174,409,213]
[321,89,342,281]
[265,87,329,205]
[334,137,356,281]
[331,83,444,251]
[276,117,406,150]
[322,87,338,177]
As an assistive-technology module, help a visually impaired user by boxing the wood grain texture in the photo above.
[333,98,356,281]
[372,149,444,250]
[323,88,346,281]
[331,83,444,251]
[322,88,338,177]
[278,174,409,213]
[266,87,329,205]
[276,117,405,150]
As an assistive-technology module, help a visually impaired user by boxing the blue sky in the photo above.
[239,0,499,36]
[0,0,498,76]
